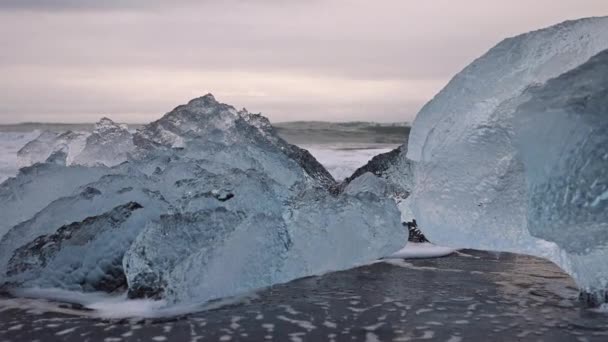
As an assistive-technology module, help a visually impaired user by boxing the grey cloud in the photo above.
[0,0,607,123]
[0,0,198,11]
[0,5,490,81]
[0,0,292,11]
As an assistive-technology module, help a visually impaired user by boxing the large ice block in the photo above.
[406,17,608,302]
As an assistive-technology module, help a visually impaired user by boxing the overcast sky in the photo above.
[0,1,606,124]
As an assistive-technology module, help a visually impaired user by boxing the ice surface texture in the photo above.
[337,143,416,225]
[17,130,88,167]
[73,118,135,167]
[406,17,608,299]
[16,117,135,168]
[513,50,608,301]
[0,94,404,305]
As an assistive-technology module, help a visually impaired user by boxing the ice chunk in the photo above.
[134,94,334,187]
[124,208,290,302]
[45,149,68,165]
[513,49,608,302]
[343,145,412,195]
[282,189,404,280]
[407,17,608,251]
[2,94,403,307]
[6,202,144,292]
[340,145,415,222]
[0,163,112,241]
[0,171,169,290]
[405,17,608,300]
[408,17,608,162]
[0,130,42,183]
[16,118,134,169]
[17,130,88,167]
[343,172,396,198]
[124,188,404,304]
[73,118,135,167]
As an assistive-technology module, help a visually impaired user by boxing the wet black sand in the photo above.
[2,250,608,341]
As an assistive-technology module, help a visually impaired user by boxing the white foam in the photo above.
[5,287,258,319]
[385,243,457,259]
[592,303,608,314]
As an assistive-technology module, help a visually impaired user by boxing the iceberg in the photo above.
[0,94,405,306]
[406,17,608,303]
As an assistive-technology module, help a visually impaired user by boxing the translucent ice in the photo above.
[1,94,404,306]
[0,169,169,288]
[406,17,608,299]
[73,118,135,167]
[134,94,334,187]
[16,118,135,168]
[342,145,415,222]
[124,187,402,304]
[7,202,146,292]
[513,49,608,300]
[17,130,87,167]
[0,163,112,241]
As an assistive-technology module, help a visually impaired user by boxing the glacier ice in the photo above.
[406,17,608,301]
[123,207,291,302]
[343,145,412,196]
[133,95,334,187]
[0,94,405,305]
[17,130,87,167]
[341,145,416,222]
[73,118,135,167]
[16,117,135,169]
[0,130,40,183]
[7,202,145,292]
[0,163,113,241]
[0,170,169,289]
[513,49,608,303]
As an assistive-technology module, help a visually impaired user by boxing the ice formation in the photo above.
[513,49,608,303]
[17,130,88,167]
[406,17,608,301]
[0,94,405,305]
[73,118,135,167]
[0,130,41,183]
[340,145,416,222]
[342,145,412,195]
[16,117,136,168]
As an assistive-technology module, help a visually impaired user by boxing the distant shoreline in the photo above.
[0,120,410,127]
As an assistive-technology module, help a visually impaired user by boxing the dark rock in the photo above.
[579,290,608,308]
[404,220,430,243]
